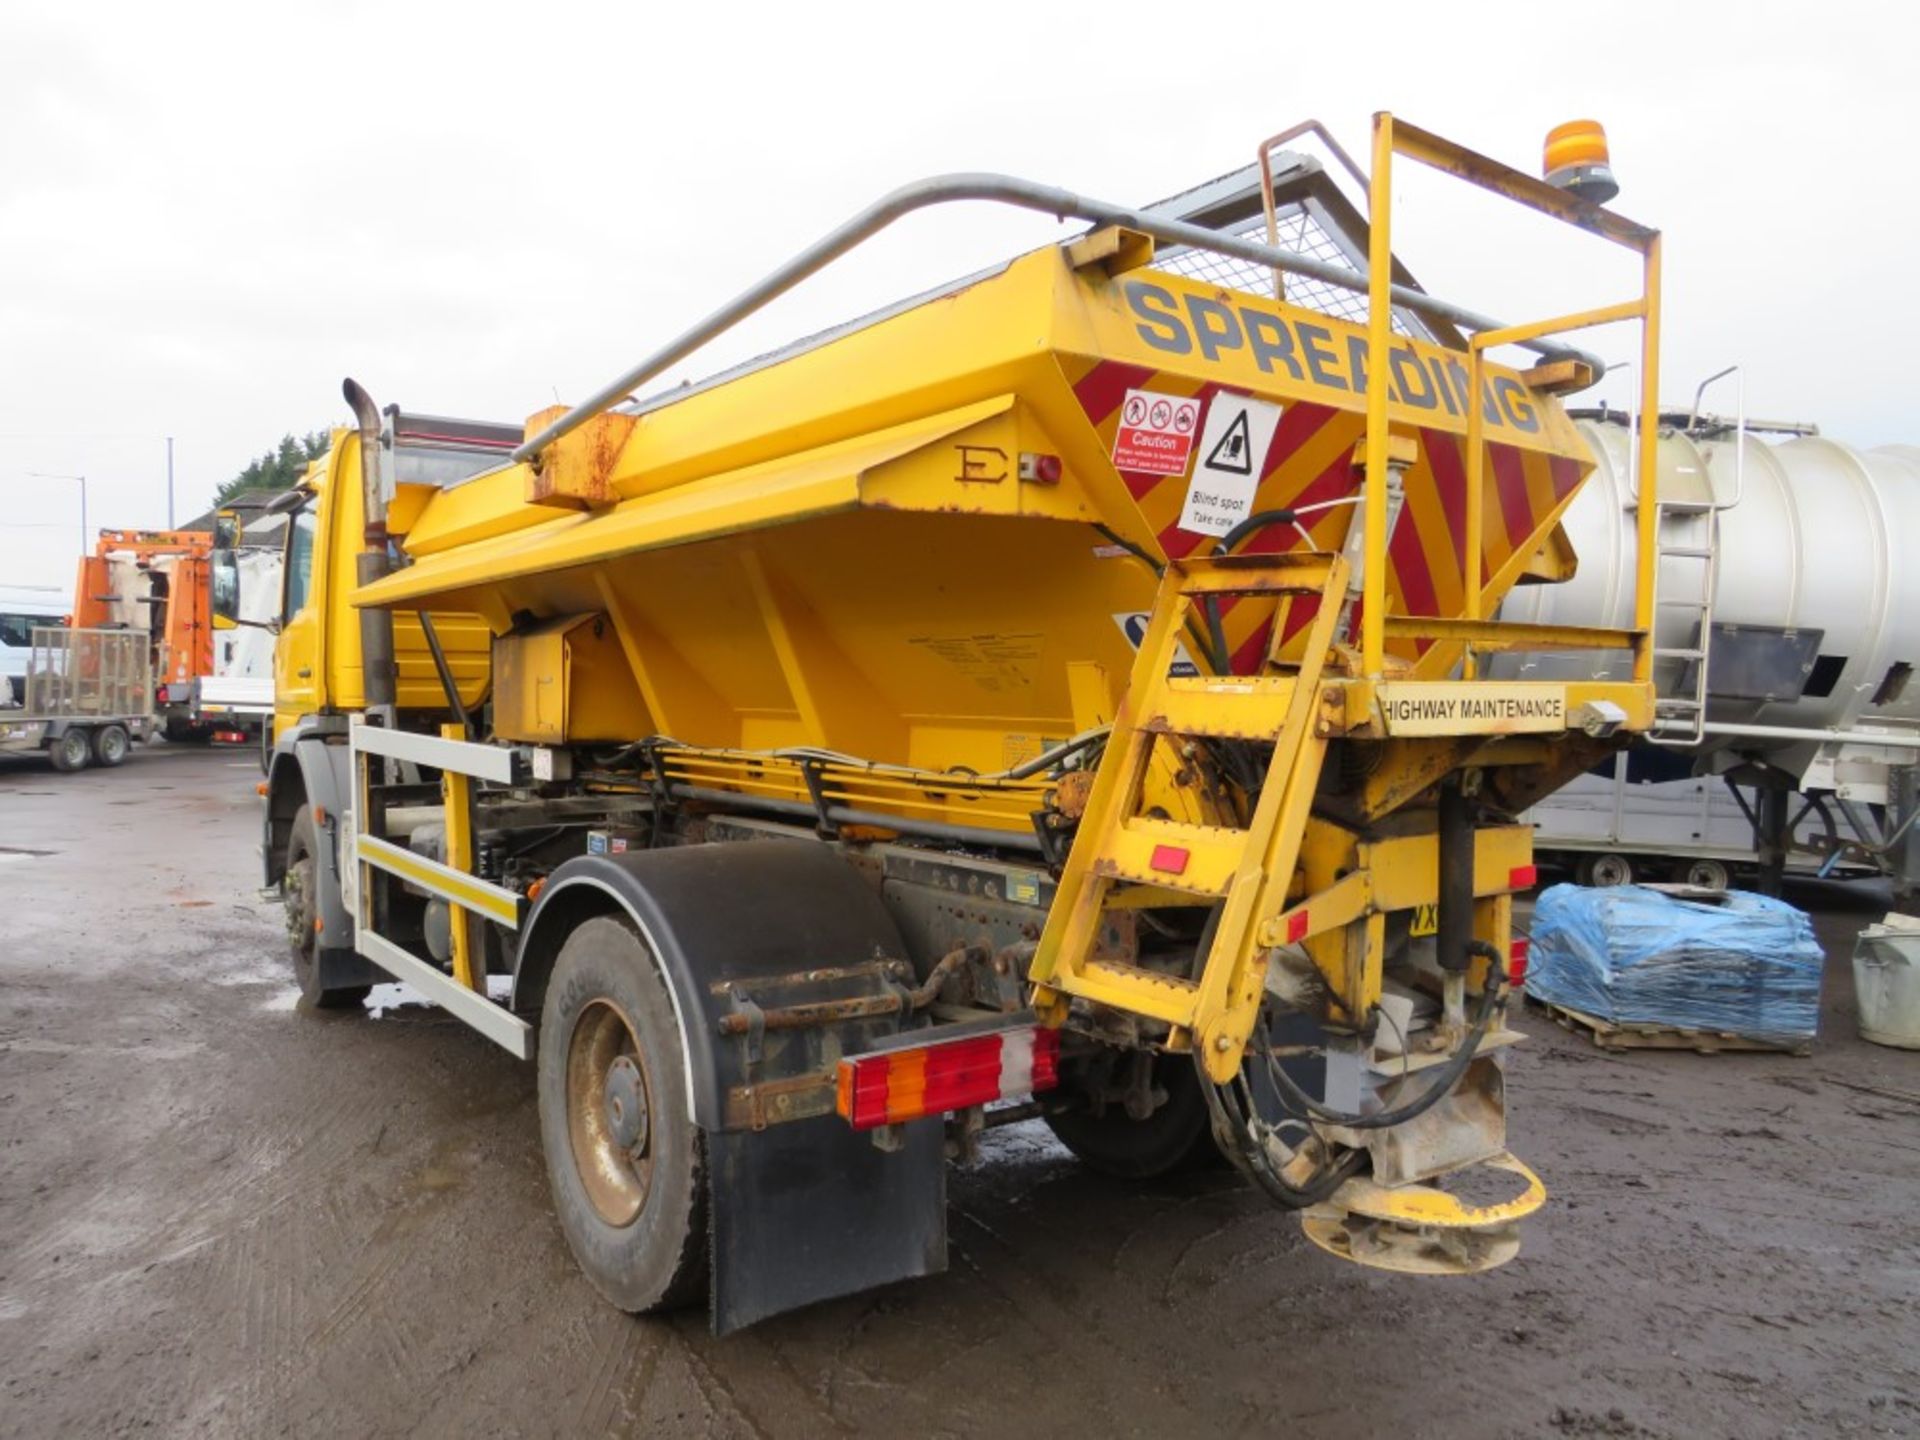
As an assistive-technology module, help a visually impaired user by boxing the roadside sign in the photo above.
[1179,394,1282,536]
[1111,389,1201,476]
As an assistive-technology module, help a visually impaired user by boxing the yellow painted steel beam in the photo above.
[1381,617,1640,652]
[356,833,522,928]
[1387,117,1658,253]
[440,722,484,992]
[1361,114,1395,681]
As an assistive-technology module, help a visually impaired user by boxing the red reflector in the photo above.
[836,1026,1060,1131]
[1149,844,1190,876]
[155,685,170,705]
[1019,451,1064,484]
[1285,909,1310,944]
[1508,937,1531,986]
[1508,864,1538,891]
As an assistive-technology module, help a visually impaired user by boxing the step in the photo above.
[1072,959,1200,1026]
[1655,647,1706,661]
[1656,698,1704,713]
[1144,675,1296,740]
[1098,815,1246,897]
[1659,546,1713,560]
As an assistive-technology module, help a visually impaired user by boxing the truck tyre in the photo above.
[1046,1050,1219,1179]
[538,916,707,1313]
[1577,852,1634,888]
[286,806,371,1010]
[91,724,130,768]
[49,729,92,773]
[1680,857,1731,890]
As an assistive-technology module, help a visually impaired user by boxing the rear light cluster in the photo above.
[836,1025,1060,1131]
[1508,937,1531,987]
[155,684,171,706]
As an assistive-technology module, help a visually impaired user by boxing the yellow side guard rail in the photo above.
[347,717,533,1058]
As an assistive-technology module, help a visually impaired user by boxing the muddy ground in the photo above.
[1,743,1916,1438]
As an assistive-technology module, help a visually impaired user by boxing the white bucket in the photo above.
[1852,921,1920,1050]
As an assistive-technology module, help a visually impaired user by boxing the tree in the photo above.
[212,430,330,508]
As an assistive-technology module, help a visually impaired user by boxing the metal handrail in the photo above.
[513,170,1600,465]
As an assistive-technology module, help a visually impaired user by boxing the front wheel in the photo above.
[91,724,130,767]
[538,916,707,1313]
[48,729,91,773]
[285,806,371,1010]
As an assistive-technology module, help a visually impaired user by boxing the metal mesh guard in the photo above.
[1151,201,1413,337]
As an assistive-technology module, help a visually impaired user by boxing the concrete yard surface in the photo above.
[1,744,1916,1437]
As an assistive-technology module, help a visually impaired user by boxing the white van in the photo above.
[0,585,70,708]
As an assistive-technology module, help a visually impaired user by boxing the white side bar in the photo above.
[357,929,532,1060]
[1699,722,1920,750]
[350,719,519,783]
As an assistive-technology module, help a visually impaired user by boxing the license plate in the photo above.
[1410,902,1439,937]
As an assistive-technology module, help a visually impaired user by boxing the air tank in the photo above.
[1496,418,1920,775]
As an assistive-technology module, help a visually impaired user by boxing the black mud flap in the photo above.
[709,1114,946,1335]
[517,841,951,1335]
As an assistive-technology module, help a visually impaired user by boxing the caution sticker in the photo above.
[1111,389,1201,476]
[1179,394,1283,536]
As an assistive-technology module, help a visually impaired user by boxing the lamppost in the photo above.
[27,471,87,555]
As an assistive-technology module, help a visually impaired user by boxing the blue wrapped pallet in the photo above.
[1527,884,1825,1046]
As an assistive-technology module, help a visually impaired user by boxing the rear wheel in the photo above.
[1681,857,1731,890]
[285,806,371,1010]
[1046,1048,1220,1179]
[1577,852,1635,888]
[538,916,706,1312]
[91,724,130,767]
[48,729,91,773]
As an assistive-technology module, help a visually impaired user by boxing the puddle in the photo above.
[0,846,55,858]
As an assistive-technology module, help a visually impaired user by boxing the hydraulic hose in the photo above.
[1261,963,1507,1131]
[1197,1059,1363,1207]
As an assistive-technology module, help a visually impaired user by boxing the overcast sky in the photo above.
[2,1,1912,591]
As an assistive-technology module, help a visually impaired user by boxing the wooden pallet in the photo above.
[1527,995,1812,1057]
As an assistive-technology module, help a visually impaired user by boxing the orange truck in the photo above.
[71,529,218,740]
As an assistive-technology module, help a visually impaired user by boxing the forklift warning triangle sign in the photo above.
[1204,410,1255,474]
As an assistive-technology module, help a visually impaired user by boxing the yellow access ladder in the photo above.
[1029,551,1351,1082]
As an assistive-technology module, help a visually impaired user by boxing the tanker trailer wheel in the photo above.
[537,916,707,1312]
[1576,852,1635,888]
[48,728,92,773]
[91,724,130,768]
[285,806,371,1010]
[1045,1046,1220,1179]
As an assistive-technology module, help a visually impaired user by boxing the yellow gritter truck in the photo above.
[227,115,1667,1332]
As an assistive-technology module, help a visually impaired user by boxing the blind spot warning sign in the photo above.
[1179,394,1283,536]
[1111,389,1201,476]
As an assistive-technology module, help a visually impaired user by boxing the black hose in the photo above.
[1197,1062,1362,1207]
[1261,967,1507,1131]
[1201,509,1301,672]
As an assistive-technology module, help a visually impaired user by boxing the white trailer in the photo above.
[1523,751,1878,889]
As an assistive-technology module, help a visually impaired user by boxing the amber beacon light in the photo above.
[1542,119,1619,205]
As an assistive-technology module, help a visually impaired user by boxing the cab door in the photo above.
[271,504,324,739]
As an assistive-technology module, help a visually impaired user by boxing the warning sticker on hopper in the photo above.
[1111,390,1201,476]
[1179,394,1282,536]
